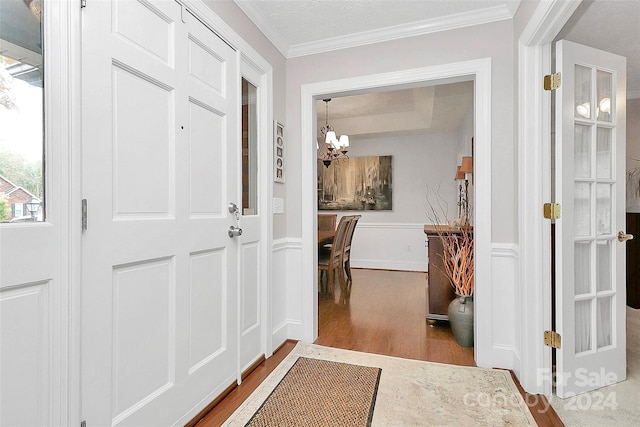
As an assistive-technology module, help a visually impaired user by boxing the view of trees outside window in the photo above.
[0,0,44,223]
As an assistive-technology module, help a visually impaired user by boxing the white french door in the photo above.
[555,39,628,397]
[81,1,241,424]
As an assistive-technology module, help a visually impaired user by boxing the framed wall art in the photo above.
[317,155,392,211]
[274,120,285,183]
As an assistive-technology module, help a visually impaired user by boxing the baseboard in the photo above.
[351,258,427,272]
[271,320,289,354]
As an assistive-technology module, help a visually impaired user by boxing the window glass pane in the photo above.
[596,240,612,292]
[575,299,592,353]
[574,182,591,237]
[575,65,592,119]
[596,70,612,122]
[574,124,591,178]
[241,78,258,216]
[596,127,612,179]
[596,183,611,235]
[596,296,612,348]
[0,0,44,223]
[574,241,591,295]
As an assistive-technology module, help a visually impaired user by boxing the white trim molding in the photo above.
[271,238,305,345]
[301,59,492,366]
[234,1,517,59]
[287,6,514,58]
[517,0,582,396]
[489,244,520,370]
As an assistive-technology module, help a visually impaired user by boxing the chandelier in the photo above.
[317,98,349,168]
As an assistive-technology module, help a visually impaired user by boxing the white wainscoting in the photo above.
[273,237,521,373]
[271,238,303,350]
[350,223,428,272]
[486,243,521,371]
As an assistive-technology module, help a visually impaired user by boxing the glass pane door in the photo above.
[572,64,616,354]
[241,78,258,216]
[0,1,44,222]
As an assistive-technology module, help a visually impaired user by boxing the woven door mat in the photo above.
[246,357,381,427]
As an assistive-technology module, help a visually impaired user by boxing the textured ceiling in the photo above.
[317,82,474,139]
[557,0,640,97]
[238,0,518,45]
[239,0,639,138]
[234,0,519,57]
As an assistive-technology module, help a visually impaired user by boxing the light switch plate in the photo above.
[273,197,284,214]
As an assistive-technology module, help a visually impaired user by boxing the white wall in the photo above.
[286,19,516,244]
[328,131,459,271]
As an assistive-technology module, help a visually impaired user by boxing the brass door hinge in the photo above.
[543,203,561,220]
[544,73,561,91]
[544,330,562,349]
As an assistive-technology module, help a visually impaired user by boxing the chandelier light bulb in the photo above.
[576,101,590,118]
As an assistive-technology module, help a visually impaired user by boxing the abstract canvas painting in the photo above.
[317,155,392,211]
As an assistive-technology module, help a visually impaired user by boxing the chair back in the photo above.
[318,214,337,231]
[343,215,361,264]
[330,216,351,264]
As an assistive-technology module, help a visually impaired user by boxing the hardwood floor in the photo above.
[316,268,475,365]
[195,269,561,426]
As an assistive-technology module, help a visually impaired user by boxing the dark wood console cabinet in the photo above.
[424,225,458,322]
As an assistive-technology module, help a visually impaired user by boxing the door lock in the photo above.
[228,202,240,220]
[617,230,634,242]
[228,226,243,238]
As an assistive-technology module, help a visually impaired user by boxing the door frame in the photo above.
[300,58,493,366]
[518,0,582,395]
[42,0,83,425]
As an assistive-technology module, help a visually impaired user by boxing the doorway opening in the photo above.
[300,58,493,368]
[313,83,476,364]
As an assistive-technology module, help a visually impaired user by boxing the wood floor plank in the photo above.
[194,269,562,426]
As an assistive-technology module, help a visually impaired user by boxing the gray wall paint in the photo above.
[286,19,517,243]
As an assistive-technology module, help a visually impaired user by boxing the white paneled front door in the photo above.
[81,1,240,424]
[555,40,628,397]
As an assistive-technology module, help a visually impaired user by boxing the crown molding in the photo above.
[287,5,514,58]
[234,2,516,59]
[233,0,290,57]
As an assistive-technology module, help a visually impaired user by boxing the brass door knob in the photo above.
[617,230,634,242]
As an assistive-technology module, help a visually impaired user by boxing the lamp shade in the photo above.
[338,135,349,148]
[460,156,473,174]
[455,166,464,180]
[325,131,337,148]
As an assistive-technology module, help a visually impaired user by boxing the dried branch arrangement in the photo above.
[426,188,474,296]
[628,165,640,204]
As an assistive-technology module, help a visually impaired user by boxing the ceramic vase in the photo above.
[448,295,474,347]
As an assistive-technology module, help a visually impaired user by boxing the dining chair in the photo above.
[318,216,351,294]
[342,215,361,284]
[317,213,337,231]
[318,213,337,255]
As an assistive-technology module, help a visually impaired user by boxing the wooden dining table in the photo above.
[318,229,335,246]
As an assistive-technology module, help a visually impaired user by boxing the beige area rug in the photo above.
[551,306,640,426]
[223,342,537,426]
